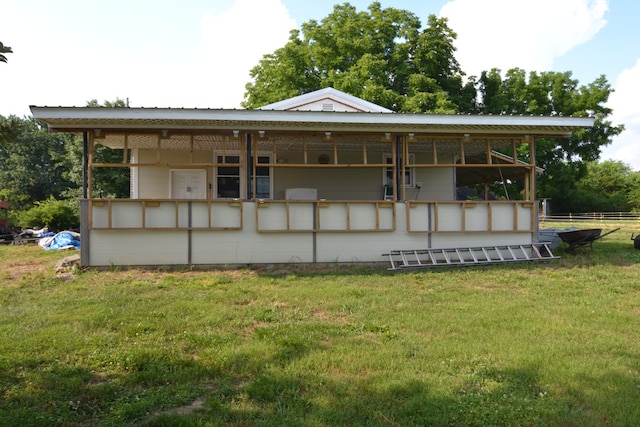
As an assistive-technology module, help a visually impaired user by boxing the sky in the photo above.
[1,0,638,170]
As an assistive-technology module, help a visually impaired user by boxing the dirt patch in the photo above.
[1,256,51,283]
[150,397,206,419]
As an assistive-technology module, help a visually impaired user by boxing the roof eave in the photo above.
[29,106,595,136]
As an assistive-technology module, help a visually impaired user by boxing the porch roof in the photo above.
[30,106,594,137]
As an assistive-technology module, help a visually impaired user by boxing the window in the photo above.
[215,154,272,199]
[251,156,271,199]
[383,154,415,187]
[216,155,240,198]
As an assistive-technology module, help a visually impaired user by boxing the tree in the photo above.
[242,3,623,212]
[627,171,640,212]
[476,69,624,211]
[243,2,474,113]
[85,98,131,198]
[538,160,640,214]
[14,196,80,231]
[574,161,632,212]
[0,41,12,63]
[86,98,129,108]
[0,116,80,210]
[576,160,640,213]
[0,115,21,147]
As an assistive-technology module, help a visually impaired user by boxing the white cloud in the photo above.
[195,0,297,108]
[601,58,640,171]
[440,0,639,170]
[0,0,295,116]
[111,0,296,109]
[440,0,608,77]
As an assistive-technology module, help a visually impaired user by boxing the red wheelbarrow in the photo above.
[557,227,620,252]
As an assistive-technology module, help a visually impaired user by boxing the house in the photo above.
[30,88,594,267]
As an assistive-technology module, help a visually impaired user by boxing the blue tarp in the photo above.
[42,231,81,251]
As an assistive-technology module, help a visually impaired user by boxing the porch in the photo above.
[31,89,593,267]
[79,129,540,267]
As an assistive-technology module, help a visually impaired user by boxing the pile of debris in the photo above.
[1,227,81,249]
[39,230,81,251]
[54,253,81,279]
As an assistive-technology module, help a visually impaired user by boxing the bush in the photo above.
[15,197,79,231]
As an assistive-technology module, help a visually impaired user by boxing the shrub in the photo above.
[15,197,79,231]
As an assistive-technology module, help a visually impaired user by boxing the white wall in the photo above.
[131,149,458,202]
[87,201,534,267]
[135,149,214,199]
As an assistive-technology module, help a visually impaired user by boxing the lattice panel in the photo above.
[96,132,526,159]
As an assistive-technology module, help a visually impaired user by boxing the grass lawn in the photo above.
[1,221,640,426]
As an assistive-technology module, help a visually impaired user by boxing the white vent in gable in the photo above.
[322,103,334,112]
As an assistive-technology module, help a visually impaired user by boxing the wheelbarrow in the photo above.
[557,227,620,252]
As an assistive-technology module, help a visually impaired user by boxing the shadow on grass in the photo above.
[145,351,640,426]
[0,350,211,426]
[2,338,639,426]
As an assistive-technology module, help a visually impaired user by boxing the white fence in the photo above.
[541,212,640,222]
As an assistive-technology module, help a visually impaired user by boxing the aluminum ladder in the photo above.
[384,243,559,271]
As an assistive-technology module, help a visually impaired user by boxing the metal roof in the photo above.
[258,87,394,113]
[30,106,595,136]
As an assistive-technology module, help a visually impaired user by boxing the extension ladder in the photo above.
[384,244,558,271]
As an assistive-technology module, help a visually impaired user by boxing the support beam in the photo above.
[246,133,252,199]
[395,136,402,200]
[82,132,89,199]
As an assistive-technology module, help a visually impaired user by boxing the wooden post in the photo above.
[88,132,95,199]
[303,136,308,164]
[362,137,367,165]
[123,134,129,164]
[82,132,89,199]
[156,134,161,164]
[432,139,438,165]
[486,139,491,165]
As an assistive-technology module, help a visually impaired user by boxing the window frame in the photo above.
[383,153,415,188]
[214,152,273,199]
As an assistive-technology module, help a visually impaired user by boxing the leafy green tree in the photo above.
[0,116,80,211]
[0,41,12,63]
[85,98,131,198]
[243,2,474,113]
[541,160,640,214]
[574,161,630,212]
[243,3,623,212]
[14,196,79,231]
[536,162,584,213]
[86,98,129,108]
[0,115,21,147]
[476,69,624,211]
[627,171,640,212]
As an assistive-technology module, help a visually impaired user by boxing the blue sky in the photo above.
[2,0,638,170]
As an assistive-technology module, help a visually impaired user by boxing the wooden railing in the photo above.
[88,199,534,234]
[255,200,396,233]
[89,199,243,230]
[406,200,536,233]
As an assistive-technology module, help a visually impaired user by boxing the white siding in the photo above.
[90,230,189,266]
[87,202,534,267]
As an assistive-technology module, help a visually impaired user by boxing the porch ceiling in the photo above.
[30,106,595,137]
[93,132,522,157]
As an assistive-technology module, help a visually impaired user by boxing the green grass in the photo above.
[1,221,640,426]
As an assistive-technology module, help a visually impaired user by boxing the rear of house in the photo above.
[30,88,594,267]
